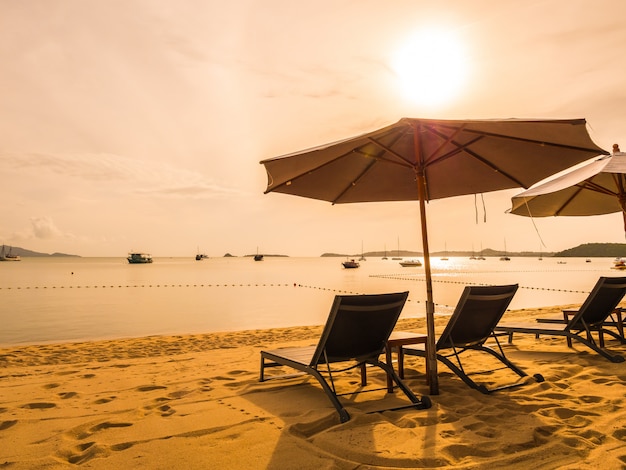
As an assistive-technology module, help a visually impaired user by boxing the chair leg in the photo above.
[385,345,394,393]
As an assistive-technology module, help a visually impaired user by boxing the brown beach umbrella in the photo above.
[510,145,626,233]
[260,117,607,394]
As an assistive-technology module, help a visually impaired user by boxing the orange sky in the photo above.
[2,0,626,257]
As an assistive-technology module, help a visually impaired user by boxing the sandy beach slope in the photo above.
[1,305,625,469]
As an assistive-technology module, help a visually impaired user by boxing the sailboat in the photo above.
[391,237,402,260]
[382,244,388,260]
[440,242,449,261]
[477,242,486,260]
[358,241,366,261]
[0,245,21,261]
[500,239,510,261]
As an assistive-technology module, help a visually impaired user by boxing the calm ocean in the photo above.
[0,256,620,346]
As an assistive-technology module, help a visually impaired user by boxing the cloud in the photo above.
[1,151,241,200]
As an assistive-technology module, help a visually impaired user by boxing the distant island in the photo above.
[322,243,626,258]
[8,242,626,259]
[552,243,626,258]
[1,246,80,258]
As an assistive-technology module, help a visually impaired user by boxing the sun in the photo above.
[391,28,469,107]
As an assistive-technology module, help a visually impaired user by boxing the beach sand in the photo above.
[1,305,625,469]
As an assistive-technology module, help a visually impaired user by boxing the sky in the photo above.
[2,0,626,257]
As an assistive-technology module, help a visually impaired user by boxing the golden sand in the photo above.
[0,305,625,469]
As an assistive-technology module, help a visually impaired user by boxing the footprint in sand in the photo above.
[0,420,17,431]
[199,378,213,392]
[613,428,626,442]
[59,391,78,399]
[136,385,167,392]
[93,396,116,404]
[43,383,61,389]
[21,402,57,409]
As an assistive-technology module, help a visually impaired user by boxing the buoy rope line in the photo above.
[1,277,590,310]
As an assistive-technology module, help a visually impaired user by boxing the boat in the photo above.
[342,258,360,269]
[499,239,510,261]
[382,244,388,260]
[195,247,208,260]
[440,242,449,261]
[0,245,21,261]
[254,254,264,261]
[400,259,422,267]
[391,237,403,260]
[356,241,366,261]
[127,252,153,264]
[612,258,626,270]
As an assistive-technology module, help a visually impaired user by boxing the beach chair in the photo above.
[259,292,432,423]
[403,284,543,394]
[495,276,626,363]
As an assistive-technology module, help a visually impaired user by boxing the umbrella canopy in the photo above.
[510,145,626,231]
[260,117,607,394]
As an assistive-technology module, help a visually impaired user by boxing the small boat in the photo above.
[254,254,264,261]
[612,258,626,270]
[500,239,510,261]
[127,252,153,264]
[342,258,360,269]
[195,254,208,260]
[400,259,422,267]
[0,245,21,261]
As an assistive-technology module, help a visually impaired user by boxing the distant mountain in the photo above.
[322,249,555,258]
[1,246,80,257]
[554,243,626,258]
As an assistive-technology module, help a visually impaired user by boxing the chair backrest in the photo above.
[437,284,518,350]
[568,276,626,328]
[311,291,409,366]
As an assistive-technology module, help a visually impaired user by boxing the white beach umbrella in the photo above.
[510,144,626,233]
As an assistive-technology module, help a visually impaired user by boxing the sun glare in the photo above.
[391,28,469,107]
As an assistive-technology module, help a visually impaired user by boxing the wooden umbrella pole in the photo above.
[416,172,439,395]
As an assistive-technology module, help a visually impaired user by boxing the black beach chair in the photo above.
[495,276,626,363]
[403,284,543,394]
[259,292,432,423]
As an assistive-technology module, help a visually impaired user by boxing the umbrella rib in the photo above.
[329,158,378,204]
[435,124,610,155]
[425,127,527,187]
[553,184,589,216]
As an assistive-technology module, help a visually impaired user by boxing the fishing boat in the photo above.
[342,258,360,269]
[0,245,21,261]
[399,259,422,267]
[195,254,208,260]
[127,252,153,264]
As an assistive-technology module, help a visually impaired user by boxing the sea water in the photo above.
[0,256,619,346]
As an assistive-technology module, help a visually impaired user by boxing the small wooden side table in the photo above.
[384,331,428,393]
